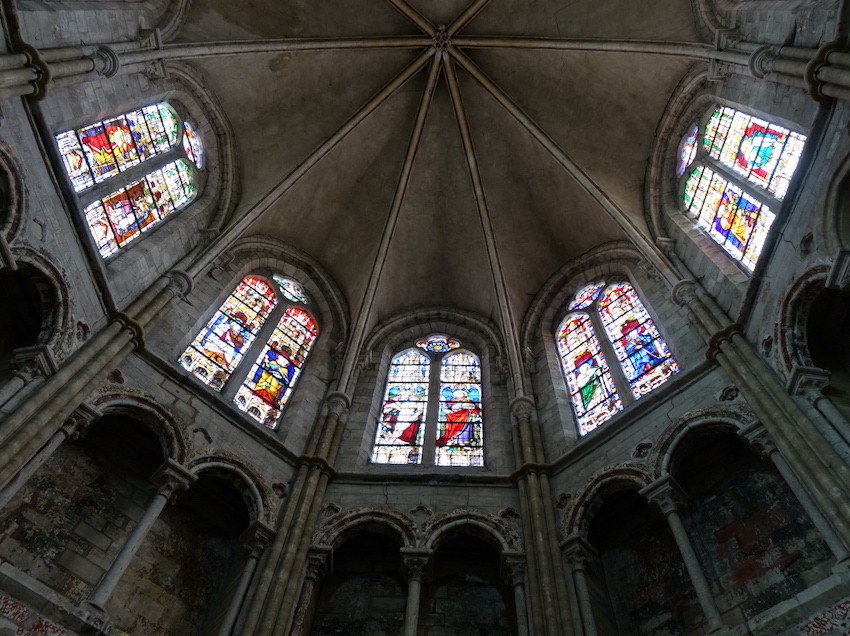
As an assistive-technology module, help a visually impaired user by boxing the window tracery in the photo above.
[178,275,317,429]
[556,281,679,436]
[55,102,204,258]
[679,106,806,270]
[372,334,483,467]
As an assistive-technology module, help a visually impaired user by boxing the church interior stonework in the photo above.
[1,0,850,634]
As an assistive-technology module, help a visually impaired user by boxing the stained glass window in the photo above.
[435,351,483,467]
[234,307,318,428]
[597,283,680,398]
[85,160,198,257]
[56,102,204,258]
[681,106,805,270]
[179,274,319,429]
[677,124,699,177]
[179,276,278,390]
[372,337,484,467]
[372,349,430,465]
[556,281,679,435]
[273,275,310,304]
[416,334,460,353]
[182,121,204,169]
[56,103,180,192]
[556,313,622,435]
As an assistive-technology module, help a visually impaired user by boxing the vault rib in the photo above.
[335,51,443,395]
[384,0,436,36]
[448,0,494,36]
[448,47,679,286]
[186,48,435,280]
[442,51,525,398]
[119,37,434,66]
[451,36,751,65]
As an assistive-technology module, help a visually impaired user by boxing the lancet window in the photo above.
[372,334,484,467]
[679,106,806,270]
[556,281,679,435]
[55,102,204,258]
[178,274,318,429]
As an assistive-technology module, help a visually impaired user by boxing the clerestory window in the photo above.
[679,105,806,271]
[556,281,679,436]
[372,334,484,467]
[178,274,318,429]
[55,103,204,258]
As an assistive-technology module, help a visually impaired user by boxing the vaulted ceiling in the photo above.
[176,0,703,337]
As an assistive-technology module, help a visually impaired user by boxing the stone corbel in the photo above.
[737,421,775,459]
[306,545,333,581]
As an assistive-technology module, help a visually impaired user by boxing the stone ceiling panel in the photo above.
[250,84,424,318]
[374,81,498,326]
[464,0,701,41]
[467,48,694,234]
[459,72,628,327]
[178,0,419,41]
[192,49,423,218]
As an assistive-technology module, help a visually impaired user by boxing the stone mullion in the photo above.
[422,352,442,465]
[587,309,633,407]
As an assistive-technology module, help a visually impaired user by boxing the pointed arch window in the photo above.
[556,281,679,436]
[679,106,806,270]
[55,102,204,258]
[178,274,318,429]
[372,335,483,467]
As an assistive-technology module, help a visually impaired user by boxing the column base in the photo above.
[81,599,108,616]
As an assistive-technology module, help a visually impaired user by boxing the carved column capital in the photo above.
[167,269,194,299]
[510,396,535,422]
[562,535,597,572]
[324,391,351,417]
[400,549,432,582]
[639,475,687,518]
[92,46,120,78]
[306,546,333,581]
[501,552,526,586]
[11,345,57,382]
[787,365,830,404]
[737,422,777,459]
[151,459,196,503]
[62,403,102,440]
[240,520,275,558]
[671,279,699,307]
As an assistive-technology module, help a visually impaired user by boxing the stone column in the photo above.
[87,459,196,611]
[787,365,850,449]
[563,536,598,636]
[502,554,529,636]
[739,422,850,569]
[220,521,276,636]
[640,476,725,634]
[401,550,431,636]
[0,403,100,510]
[289,547,331,636]
[0,346,57,412]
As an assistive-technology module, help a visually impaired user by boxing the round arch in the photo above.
[313,507,417,550]
[421,508,520,553]
[186,454,272,526]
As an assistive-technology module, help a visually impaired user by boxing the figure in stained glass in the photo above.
[199,312,250,369]
[436,386,481,447]
[620,320,664,379]
[574,353,605,411]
